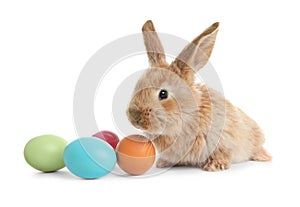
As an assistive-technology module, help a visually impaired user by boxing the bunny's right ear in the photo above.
[142,20,167,67]
[170,22,219,84]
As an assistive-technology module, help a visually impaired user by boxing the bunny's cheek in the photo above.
[161,99,179,114]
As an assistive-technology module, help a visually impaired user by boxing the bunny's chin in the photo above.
[139,125,182,139]
[131,123,163,136]
[133,125,163,135]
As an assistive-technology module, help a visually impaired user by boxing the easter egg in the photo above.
[24,134,67,172]
[116,135,156,175]
[92,130,119,149]
[63,137,116,179]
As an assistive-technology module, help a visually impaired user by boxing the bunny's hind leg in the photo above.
[250,146,272,162]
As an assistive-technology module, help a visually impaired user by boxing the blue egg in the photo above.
[63,137,116,179]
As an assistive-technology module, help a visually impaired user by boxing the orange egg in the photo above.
[116,135,156,175]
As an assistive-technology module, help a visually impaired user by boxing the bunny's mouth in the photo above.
[131,117,164,134]
[127,115,151,131]
[133,119,150,131]
[127,107,168,135]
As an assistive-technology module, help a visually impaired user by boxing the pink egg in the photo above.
[92,130,120,149]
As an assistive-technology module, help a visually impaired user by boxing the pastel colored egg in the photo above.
[92,130,119,149]
[116,135,156,175]
[24,134,67,172]
[63,137,116,179]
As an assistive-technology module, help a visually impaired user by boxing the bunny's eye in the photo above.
[159,89,168,100]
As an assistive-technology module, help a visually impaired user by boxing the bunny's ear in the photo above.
[170,22,219,82]
[142,20,167,67]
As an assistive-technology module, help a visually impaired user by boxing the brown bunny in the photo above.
[126,20,271,171]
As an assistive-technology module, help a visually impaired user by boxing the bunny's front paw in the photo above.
[202,158,230,171]
[156,159,174,168]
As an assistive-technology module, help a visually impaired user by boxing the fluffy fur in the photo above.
[126,20,271,171]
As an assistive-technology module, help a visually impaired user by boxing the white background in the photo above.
[1,0,299,206]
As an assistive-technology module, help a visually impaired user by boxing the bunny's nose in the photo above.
[127,108,152,130]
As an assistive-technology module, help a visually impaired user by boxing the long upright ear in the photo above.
[171,22,219,75]
[142,20,167,67]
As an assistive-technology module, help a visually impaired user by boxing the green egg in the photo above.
[24,135,67,172]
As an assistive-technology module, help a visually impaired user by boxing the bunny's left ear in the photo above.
[142,20,167,67]
[170,22,219,81]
